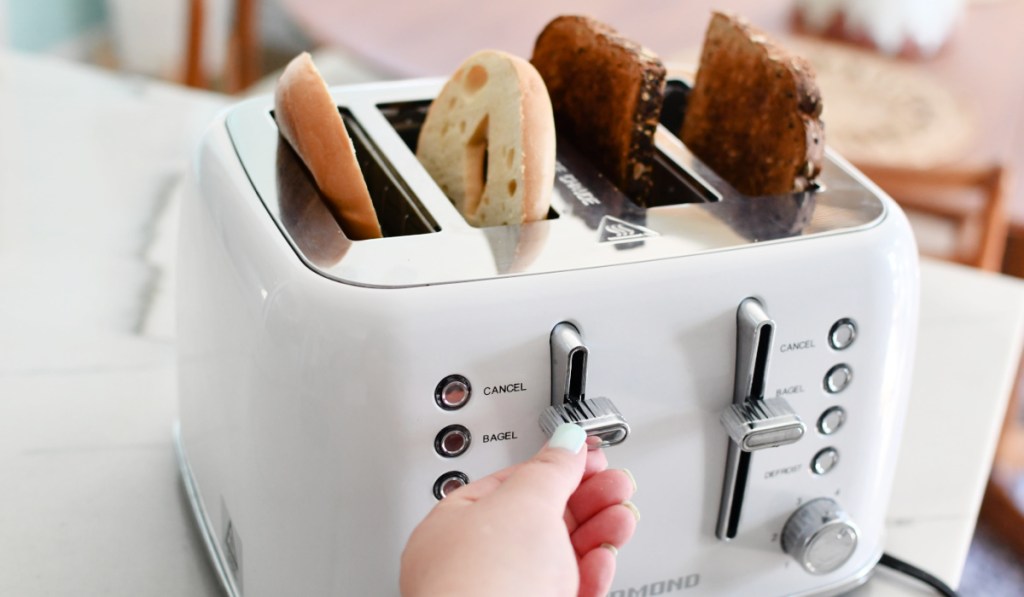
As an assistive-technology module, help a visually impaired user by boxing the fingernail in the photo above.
[622,500,641,522]
[601,543,618,557]
[548,423,587,453]
[619,468,638,493]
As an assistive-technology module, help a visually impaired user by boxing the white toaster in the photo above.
[176,79,919,597]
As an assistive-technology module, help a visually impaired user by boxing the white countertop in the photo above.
[1,51,1022,596]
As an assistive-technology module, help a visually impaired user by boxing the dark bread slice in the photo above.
[531,15,666,203]
[682,12,824,196]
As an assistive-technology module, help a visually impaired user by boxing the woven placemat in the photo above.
[669,37,976,169]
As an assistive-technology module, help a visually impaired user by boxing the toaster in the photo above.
[175,78,919,597]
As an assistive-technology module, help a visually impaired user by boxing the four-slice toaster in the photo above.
[176,78,918,596]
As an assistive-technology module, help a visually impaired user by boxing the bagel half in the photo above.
[274,52,382,240]
[416,50,555,227]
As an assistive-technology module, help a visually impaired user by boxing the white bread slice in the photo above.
[417,50,555,227]
[274,52,382,240]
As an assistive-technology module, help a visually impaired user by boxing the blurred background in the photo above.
[1,0,1021,594]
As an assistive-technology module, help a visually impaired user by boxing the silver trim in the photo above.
[733,298,775,404]
[174,423,240,597]
[224,79,888,288]
[550,322,588,405]
[801,553,879,597]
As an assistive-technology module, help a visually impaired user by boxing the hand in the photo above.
[400,423,639,597]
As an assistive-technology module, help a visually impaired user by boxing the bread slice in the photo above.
[681,12,825,196]
[274,52,382,240]
[531,15,666,203]
[416,50,555,227]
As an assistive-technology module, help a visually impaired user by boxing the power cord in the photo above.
[879,553,959,596]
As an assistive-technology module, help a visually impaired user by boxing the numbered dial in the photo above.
[781,498,859,574]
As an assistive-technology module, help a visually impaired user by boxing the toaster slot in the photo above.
[378,100,716,220]
[341,110,439,236]
[272,108,439,239]
[378,100,560,222]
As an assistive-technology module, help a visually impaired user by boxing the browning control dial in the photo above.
[781,498,859,574]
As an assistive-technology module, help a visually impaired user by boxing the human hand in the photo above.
[400,423,639,597]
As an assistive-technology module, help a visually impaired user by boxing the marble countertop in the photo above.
[2,51,1023,596]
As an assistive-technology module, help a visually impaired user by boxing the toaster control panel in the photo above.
[716,305,868,575]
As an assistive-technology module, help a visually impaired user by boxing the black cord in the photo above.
[879,553,959,596]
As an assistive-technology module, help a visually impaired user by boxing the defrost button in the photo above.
[812,447,840,475]
[433,471,469,500]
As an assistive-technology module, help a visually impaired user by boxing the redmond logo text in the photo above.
[608,574,700,596]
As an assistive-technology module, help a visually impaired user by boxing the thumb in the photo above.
[494,423,588,512]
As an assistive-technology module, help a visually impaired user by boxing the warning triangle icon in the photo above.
[597,216,658,243]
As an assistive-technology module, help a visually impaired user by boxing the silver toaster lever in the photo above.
[721,397,805,451]
[539,323,630,448]
[718,299,806,540]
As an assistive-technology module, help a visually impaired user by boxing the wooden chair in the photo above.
[184,0,260,93]
[980,351,1024,560]
[856,164,1010,271]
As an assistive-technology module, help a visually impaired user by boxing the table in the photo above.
[1,50,1023,595]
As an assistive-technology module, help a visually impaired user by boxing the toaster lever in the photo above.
[723,299,805,449]
[721,397,805,451]
[540,322,630,448]
[718,298,806,540]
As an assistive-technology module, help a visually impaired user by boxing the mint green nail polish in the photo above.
[548,423,587,453]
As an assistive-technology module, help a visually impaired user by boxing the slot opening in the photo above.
[271,108,439,239]
[567,347,587,402]
[379,100,560,223]
[725,451,751,539]
[378,99,715,217]
[750,324,773,400]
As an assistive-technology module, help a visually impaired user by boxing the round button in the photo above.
[812,447,840,475]
[824,364,853,394]
[435,425,471,458]
[828,319,857,350]
[433,471,469,500]
[818,407,846,435]
[435,374,472,410]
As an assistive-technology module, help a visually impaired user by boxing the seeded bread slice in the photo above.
[531,15,666,203]
[681,12,825,196]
